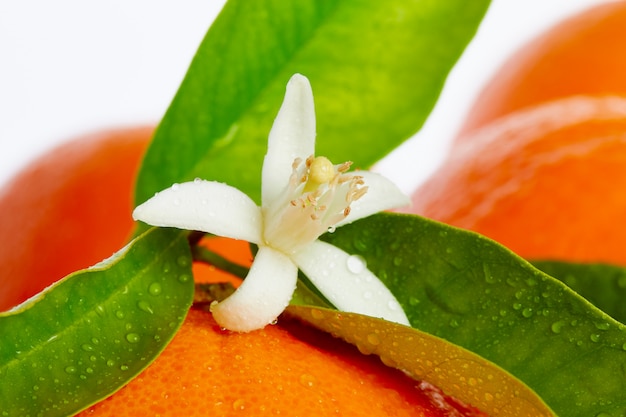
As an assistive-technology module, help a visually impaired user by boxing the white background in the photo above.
[0,0,611,193]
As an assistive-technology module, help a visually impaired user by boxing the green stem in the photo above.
[191,245,249,279]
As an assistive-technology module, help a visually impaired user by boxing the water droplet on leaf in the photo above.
[137,300,154,314]
[126,333,140,344]
[148,282,162,296]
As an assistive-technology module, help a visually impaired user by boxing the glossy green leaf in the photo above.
[287,305,555,416]
[322,213,626,417]
[0,227,194,416]
[533,260,626,324]
[135,0,490,206]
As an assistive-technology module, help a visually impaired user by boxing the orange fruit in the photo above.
[78,307,482,416]
[0,128,485,416]
[409,96,626,264]
[458,2,626,135]
[0,126,152,311]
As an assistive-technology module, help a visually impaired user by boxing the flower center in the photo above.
[263,155,368,254]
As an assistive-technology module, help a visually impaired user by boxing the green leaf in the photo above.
[533,260,626,324]
[0,227,194,416]
[322,213,626,417]
[287,305,555,416]
[135,0,490,206]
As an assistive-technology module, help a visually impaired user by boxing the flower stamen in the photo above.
[263,154,369,254]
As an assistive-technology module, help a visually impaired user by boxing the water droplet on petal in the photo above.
[171,183,180,191]
[346,255,366,274]
[387,300,400,311]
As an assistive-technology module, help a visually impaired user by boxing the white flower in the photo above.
[133,74,410,332]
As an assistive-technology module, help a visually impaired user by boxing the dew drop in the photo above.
[354,238,368,251]
[232,398,246,410]
[120,364,129,371]
[137,300,154,314]
[115,310,125,319]
[126,333,140,344]
[551,320,566,334]
[392,256,402,266]
[595,412,612,417]
[194,177,203,183]
[177,255,190,267]
[590,334,600,343]
[362,291,373,300]
[310,309,325,320]
[86,367,94,374]
[522,307,533,318]
[367,333,381,346]
[95,305,106,317]
[483,264,496,284]
[387,300,400,311]
[178,274,191,283]
[299,373,316,387]
[327,226,336,233]
[449,319,460,328]
[148,282,163,296]
[81,344,94,352]
[106,360,115,367]
[65,366,77,374]
[595,322,610,331]
[409,297,420,306]
[346,255,366,274]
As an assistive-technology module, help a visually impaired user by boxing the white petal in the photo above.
[262,74,316,207]
[292,240,410,326]
[211,246,298,332]
[337,171,410,227]
[133,180,263,244]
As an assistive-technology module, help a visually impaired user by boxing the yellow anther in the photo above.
[304,156,335,192]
